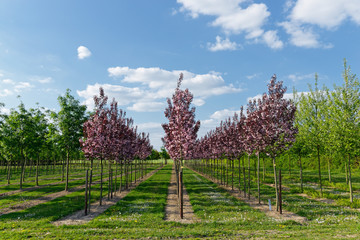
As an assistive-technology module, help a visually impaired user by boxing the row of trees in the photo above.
[0,90,87,189]
[0,88,154,197]
[163,60,359,218]
[80,88,153,206]
[192,75,296,210]
[292,60,360,202]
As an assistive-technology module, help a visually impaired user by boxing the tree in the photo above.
[160,146,170,164]
[56,89,87,191]
[328,60,360,203]
[262,75,297,210]
[295,74,328,197]
[162,73,200,219]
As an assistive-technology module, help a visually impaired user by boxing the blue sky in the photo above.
[0,0,360,149]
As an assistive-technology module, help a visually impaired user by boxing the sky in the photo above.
[0,0,360,150]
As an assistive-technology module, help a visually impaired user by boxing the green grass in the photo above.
[0,163,360,239]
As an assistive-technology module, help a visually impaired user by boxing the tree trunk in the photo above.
[348,154,353,203]
[22,157,27,182]
[100,158,103,206]
[88,158,93,213]
[247,155,251,199]
[257,153,260,204]
[61,157,65,182]
[272,157,279,211]
[345,160,349,185]
[262,156,265,182]
[7,160,11,185]
[231,159,234,191]
[65,150,70,191]
[36,155,40,186]
[108,160,111,200]
[119,162,123,193]
[299,155,303,193]
[242,156,246,197]
[317,145,323,197]
[327,158,331,183]
[238,158,241,191]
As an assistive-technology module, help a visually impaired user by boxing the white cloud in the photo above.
[282,0,360,48]
[37,77,53,84]
[2,79,15,84]
[210,108,240,120]
[197,108,241,138]
[128,102,166,112]
[0,89,13,97]
[137,122,162,130]
[262,30,284,49]
[77,46,92,59]
[0,106,10,114]
[207,36,239,51]
[193,98,205,106]
[134,121,165,150]
[287,73,314,82]
[177,0,281,49]
[77,83,148,110]
[247,92,308,103]
[79,67,241,113]
[14,82,34,93]
[280,21,321,48]
[246,73,260,80]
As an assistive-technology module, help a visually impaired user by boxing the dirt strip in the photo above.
[188,167,307,224]
[164,166,200,224]
[0,171,128,216]
[52,165,164,226]
[0,173,102,198]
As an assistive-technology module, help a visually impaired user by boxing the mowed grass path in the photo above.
[0,164,360,239]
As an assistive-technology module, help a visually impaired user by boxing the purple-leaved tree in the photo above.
[162,73,200,219]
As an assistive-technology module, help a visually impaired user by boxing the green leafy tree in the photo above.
[328,60,360,203]
[56,89,87,191]
[295,74,328,197]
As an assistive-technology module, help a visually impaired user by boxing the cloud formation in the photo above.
[207,36,239,51]
[77,46,92,59]
[281,0,360,48]
[177,0,283,49]
[78,67,242,112]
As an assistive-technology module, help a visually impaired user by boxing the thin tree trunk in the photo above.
[36,155,40,186]
[327,158,331,183]
[299,155,303,193]
[242,156,246,197]
[100,158,103,206]
[22,157,27,182]
[61,157,65,181]
[248,154,251,199]
[238,158,241,191]
[119,162,123,193]
[257,153,260,204]
[345,160,349,185]
[65,150,70,191]
[231,159,234,191]
[272,157,279,211]
[7,160,11,185]
[317,145,323,197]
[108,160,111,200]
[348,154,353,203]
[20,157,24,190]
[262,156,265,182]
[88,158,93,213]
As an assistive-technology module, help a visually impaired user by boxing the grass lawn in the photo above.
[0,163,359,239]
